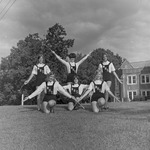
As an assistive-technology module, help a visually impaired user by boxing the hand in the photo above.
[77,97,82,102]
[24,80,29,85]
[115,97,120,102]
[119,79,123,84]
[71,96,77,101]
[76,97,80,102]
[24,96,29,102]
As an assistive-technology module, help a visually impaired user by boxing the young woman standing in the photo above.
[98,53,122,109]
[51,50,92,84]
[24,54,51,110]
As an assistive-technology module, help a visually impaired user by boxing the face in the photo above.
[103,54,108,62]
[95,73,103,80]
[74,78,78,84]
[39,56,44,63]
[48,75,55,82]
[70,58,75,62]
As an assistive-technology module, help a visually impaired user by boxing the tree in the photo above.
[77,48,123,84]
[0,23,74,105]
[42,23,74,82]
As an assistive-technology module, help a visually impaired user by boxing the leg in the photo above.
[37,94,41,111]
[48,100,56,113]
[36,86,44,111]
[97,98,106,110]
[42,101,50,114]
[91,101,99,113]
[68,102,74,111]
[104,81,112,109]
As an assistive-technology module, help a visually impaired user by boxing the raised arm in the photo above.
[77,51,92,66]
[51,50,68,66]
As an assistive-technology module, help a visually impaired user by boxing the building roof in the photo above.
[120,59,133,69]
[130,60,150,68]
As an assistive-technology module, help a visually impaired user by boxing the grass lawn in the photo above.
[0,102,150,150]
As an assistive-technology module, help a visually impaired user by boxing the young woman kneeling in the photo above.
[24,73,76,113]
[77,72,119,113]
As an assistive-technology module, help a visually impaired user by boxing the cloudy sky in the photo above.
[0,0,150,62]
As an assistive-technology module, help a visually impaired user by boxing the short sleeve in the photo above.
[32,65,37,75]
[88,82,94,91]
[110,63,115,72]
[99,63,103,69]
[45,65,51,74]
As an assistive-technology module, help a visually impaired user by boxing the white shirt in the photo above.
[63,84,88,95]
[28,81,72,99]
[32,63,51,75]
[88,80,110,93]
[99,61,115,73]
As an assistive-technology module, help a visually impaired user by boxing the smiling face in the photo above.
[38,55,44,64]
[103,54,108,62]
[94,72,103,81]
[70,57,75,62]
[48,75,55,82]
[74,77,79,84]
[46,73,55,82]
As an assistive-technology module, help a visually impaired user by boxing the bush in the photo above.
[145,96,150,101]
[132,96,146,102]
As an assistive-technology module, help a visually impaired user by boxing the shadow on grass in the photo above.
[20,106,38,112]
[110,107,150,115]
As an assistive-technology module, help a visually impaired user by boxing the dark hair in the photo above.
[102,53,108,58]
[38,54,44,60]
[73,75,79,80]
[37,54,46,63]
[68,53,76,58]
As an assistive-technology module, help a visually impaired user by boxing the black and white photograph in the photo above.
[0,0,150,150]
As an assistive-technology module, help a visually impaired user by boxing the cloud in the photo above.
[0,0,150,62]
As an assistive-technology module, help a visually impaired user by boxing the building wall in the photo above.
[121,66,150,100]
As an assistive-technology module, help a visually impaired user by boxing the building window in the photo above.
[133,76,136,84]
[141,90,150,97]
[141,74,150,84]
[127,75,137,85]
[141,91,146,96]
[128,90,137,100]
[147,91,150,97]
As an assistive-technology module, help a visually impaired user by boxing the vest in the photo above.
[69,63,76,74]
[71,84,80,97]
[35,64,46,86]
[46,81,55,95]
[93,81,104,93]
[101,62,112,81]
